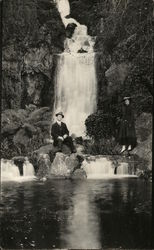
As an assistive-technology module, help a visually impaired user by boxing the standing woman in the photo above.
[118,97,137,153]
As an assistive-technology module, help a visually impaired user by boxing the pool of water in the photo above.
[0,179,152,249]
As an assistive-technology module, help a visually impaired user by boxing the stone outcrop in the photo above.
[2,0,65,110]
[105,62,131,96]
[132,113,152,170]
[36,154,52,180]
[50,152,81,178]
[71,169,87,179]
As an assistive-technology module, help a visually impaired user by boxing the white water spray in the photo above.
[82,157,137,179]
[1,158,35,182]
[53,0,97,136]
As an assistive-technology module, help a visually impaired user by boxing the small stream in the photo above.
[1,179,152,249]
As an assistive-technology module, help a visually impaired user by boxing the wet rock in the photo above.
[62,144,71,154]
[30,144,56,173]
[74,143,85,155]
[71,169,87,179]
[66,23,77,38]
[12,156,26,176]
[36,154,51,179]
[32,144,55,156]
[132,113,152,170]
[12,156,26,163]
[50,152,81,177]
[50,153,69,177]
[136,169,152,182]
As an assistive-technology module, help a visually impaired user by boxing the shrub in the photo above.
[85,111,116,140]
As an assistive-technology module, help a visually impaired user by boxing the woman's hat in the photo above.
[55,111,64,118]
[123,96,131,101]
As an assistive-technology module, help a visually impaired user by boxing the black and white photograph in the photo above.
[0,0,153,249]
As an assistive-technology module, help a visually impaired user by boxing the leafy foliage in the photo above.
[85,111,116,140]
[83,137,120,155]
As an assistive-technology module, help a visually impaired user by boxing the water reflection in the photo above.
[1,179,152,249]
[60,181,101,248]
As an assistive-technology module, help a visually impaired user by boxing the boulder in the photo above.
[66,23,77,38]
[36,154,52,179]
[30,143,56,173]
[132,113,152,170]
[12,156,26,176]
[105,62,131,95]
[76,144,85,154]
[50,152,81,177]
[50,153,69,177]
[33,144,54,155]
[71,169,87,179]
[62,144,72,154]
[12,156,26,163]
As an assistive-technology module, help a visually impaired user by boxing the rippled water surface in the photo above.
[1,179,152,249]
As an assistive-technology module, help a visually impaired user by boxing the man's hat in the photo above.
[55,111,64,118]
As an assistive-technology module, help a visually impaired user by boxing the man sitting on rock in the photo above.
[51,111,76,153]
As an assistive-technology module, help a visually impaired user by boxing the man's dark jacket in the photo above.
[51,122,69,146]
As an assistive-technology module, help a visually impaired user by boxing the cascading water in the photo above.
[1,159,20,181]
[82,157,137,179]
[23,158,35,177]
[53,0,97,136]
[1,158,35,182]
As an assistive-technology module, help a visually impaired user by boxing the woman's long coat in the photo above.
[118,104,137,147]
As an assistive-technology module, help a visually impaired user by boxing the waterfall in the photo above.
[53,0,97,136]
[117,162,129,175]
[23,159,35,177]
[82,158,115,179]
[1,159,20,181]
[1,158,35,182]
[82,157,137,179]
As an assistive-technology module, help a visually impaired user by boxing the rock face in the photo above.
[2,0,65,110]
[105,62,131,96]
[132,113,152,170]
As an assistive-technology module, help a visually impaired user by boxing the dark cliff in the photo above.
[2,0,65,110]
